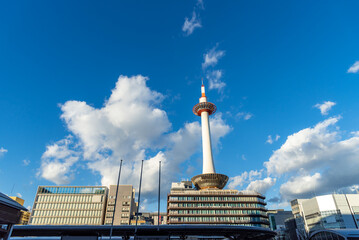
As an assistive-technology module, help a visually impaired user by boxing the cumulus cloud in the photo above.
[314,101,336,115]
[264,116,359,201]
[39,136,80,185]
[265,117,340,175]
[227,170,262,189]
[202,46,225,70]
[40,75,231,200]
[246,177,276,195]
[280,173,321,200]
[16,193,22,198]
[0,147,8,157]
[182,11,202,36]
[236,112,253,120]
[348,61,359,73]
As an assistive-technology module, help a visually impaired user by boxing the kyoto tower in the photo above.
[191,83,228,190]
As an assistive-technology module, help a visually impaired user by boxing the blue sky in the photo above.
[1,0,359,211]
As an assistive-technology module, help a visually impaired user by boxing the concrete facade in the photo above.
[29,186,108,225]
[104,185,136,225]
[291,194,359,233]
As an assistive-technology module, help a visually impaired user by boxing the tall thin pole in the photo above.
[109,159,122,240]
[157,160,161,228]
[135,160,144,237]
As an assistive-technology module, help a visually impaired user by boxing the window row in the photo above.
[32,210,103,217]
[36,195,102,203]
[34,203,104,210]
[169,216,268,223]
[31,216,102,225]
[169,196,264,202]
[38,187,106,195]
[169,203,265,208]
[169,209,264,215]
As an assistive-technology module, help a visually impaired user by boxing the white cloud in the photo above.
[266,134,280,144]
[227,170,263,189]
[246,177,276,195]
[280,173,321,200]
[16,193,22,198]
[40,75,231,199]
[39,136,80,185]
[265,117,340,175]
[23,159,30,166]
[266,135,273,144]
[348,61,359,73]
[314,101,336,115]
[241,154,246,161]
[227,172,248,189]
[275,134,280,141]
[182,11,202,36]
[202,46,225,70]
[206,70,226,91]
[236,112,253,120]
[0,147,8,157]
[264,116,359,201]
[197,0,204,9]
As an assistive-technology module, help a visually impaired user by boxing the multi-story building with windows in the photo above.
[167,182,269,227]
[104,185,136,225]
[167,84,269,228]
[29,186,108,225]
[291,194,359,234]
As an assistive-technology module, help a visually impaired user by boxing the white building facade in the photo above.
[291,194,359,233]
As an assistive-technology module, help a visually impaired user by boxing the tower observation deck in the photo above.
[191,84,228,190]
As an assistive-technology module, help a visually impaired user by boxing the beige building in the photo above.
[9,196,31,225]
[29,186,108,225]
[104,185,136,225]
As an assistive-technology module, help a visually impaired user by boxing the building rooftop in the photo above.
[0,192,28,212]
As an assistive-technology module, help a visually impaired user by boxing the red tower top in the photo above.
[192,84,217,116]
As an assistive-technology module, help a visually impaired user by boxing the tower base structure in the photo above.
[191,173,229,190]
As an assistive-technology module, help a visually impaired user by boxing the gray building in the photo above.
[268,209,294,239]
[104,185,136,225]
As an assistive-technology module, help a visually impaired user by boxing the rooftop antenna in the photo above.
[201,77,204,85]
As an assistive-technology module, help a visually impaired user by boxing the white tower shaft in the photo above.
[201,111,215,173]
[199,85,215,174]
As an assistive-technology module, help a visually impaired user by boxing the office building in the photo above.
[267,209,294,239]
[29,186,108,225]
[167,83,269,227]
[9,196,30,225]
[168,182,269,226]
[104,185,136,225]
[291,194,359,233]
